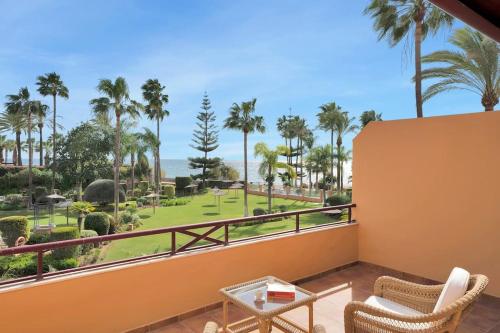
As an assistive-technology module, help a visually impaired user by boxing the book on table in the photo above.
[266,282,296,300]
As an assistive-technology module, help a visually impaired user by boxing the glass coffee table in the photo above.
[220,276,317,333]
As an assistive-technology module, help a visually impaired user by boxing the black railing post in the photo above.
[348,206,352,223]
[224,224,229,245]
[37,251,43,280]
[295,213,300,232]
[171,232,176,255]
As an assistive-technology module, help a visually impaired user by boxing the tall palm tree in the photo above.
[5,87,31,166]
[36,72,69,191]
[4,139,16,164]
[317,102,342,187]
[141,79,169,196]
[139,128,160,189]
[33,103,48,166]
[223,98,265,216]
[0,112,26,166]
[333,112,358,193]
[335,146,352,191]
[254,143,295,213]
[125,132,141,194]
[360,110,383,128]
[0,135,6,164]
[364,0,453,118]
[421,27,499,111]
[90,77,142,221]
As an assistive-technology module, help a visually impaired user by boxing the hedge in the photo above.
[51,258,78,270]
[50,227,80,260]
[119,211,141,228]
[84,212,110,236]
[80,229,98,255]
[162,185,175,199]
[1,254,49,279]
[27,233,50,245]
[325,193,351,206]
[83,179,126,205]
[175,177,193,193]
[107,214,119,234]
[0,216,29,247]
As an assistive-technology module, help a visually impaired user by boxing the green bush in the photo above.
[27,233,50,245]
[118,201,137,211]
[34,186,49,203]
[175,177,193,193]
[119,211,141,227]
[3,194,26,209]
[107,214,119,234]
[84,212,110,236]
[278,205,288,213]
[159,198,190,207]
[80,229,99,254]
[50,227,80,260]
[162,185,175,199]
[0,216,29,247]
[51,257,78,270]
[83,179,126,205]
[325,193,351,206]
[253,208,267,216]
[1,254,49,279]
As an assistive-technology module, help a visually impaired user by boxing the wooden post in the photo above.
[295,213,300,232]
[308,303,314,333]
[37,251,43,280]
[171,232,176,255]
[224,224,229,245]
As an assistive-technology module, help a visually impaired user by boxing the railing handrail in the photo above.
[0,204,355,256]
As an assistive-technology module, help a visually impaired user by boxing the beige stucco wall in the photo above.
[353,112,500,296]
[0,224,358,333]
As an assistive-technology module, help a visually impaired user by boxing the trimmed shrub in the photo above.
[159,198,190,207]
[50,227,80,260]
[27,233,50,245]
[84,212,110,236]
[34,186,49,203]
[175,177,193,193]
[118,201,137,211]
[119,211,141,228]
[51,258,78,270]
[162,185,175,199]
[253,208,267,216]
[325,194,351,206]
[278,205,288,213]
[107,214,119,234]
[1,254,49,279]
[83,179,126,205]
[80,229,98,254]
[0,216,29,247]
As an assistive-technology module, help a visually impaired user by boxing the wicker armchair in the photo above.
[340,274,489,333]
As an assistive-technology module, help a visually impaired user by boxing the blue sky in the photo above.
[0,0,477,160]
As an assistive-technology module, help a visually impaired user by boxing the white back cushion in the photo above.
[433,267,470,313]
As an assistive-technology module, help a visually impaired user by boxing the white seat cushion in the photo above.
[365,296,423,316]
[433,267,470,312]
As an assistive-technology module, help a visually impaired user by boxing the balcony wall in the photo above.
[0,224,357,333]
[353,112,500,296]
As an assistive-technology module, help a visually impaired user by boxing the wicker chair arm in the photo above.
[202,321,218,333]
[374,276,444,312]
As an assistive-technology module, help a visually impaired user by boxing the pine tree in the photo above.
[188,92,220,187]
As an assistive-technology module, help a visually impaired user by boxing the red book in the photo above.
[266,283,296,300]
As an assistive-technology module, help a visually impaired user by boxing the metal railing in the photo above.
[0,203,356,286]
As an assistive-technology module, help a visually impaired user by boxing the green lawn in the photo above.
[0,191,340,264]
[101,191,336,262]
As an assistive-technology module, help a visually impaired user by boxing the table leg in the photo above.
[258,319,271,333]
[308,303,314,333]
[223,300,229,333]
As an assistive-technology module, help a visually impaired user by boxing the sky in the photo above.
[0,0,478,161]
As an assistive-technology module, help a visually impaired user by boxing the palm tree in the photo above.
[90,77,142,221]
[36,72,69,191]
[141,79,169,196]
[0,135,6,164]
[125,132,141,194]
[139,128,160,190]
[420,27,499,111]
[306,145,332,190]
[317,102,342,187]
[360,110,383,128]
[333,112,358,193]
[335,146,352,191]
[33,103,48,166]
[254,143,295,213]
[4,139,16,164]
[364,0,453,118]
[5,87,31,166]
[0,112,27,166]
[223,98,265,216]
